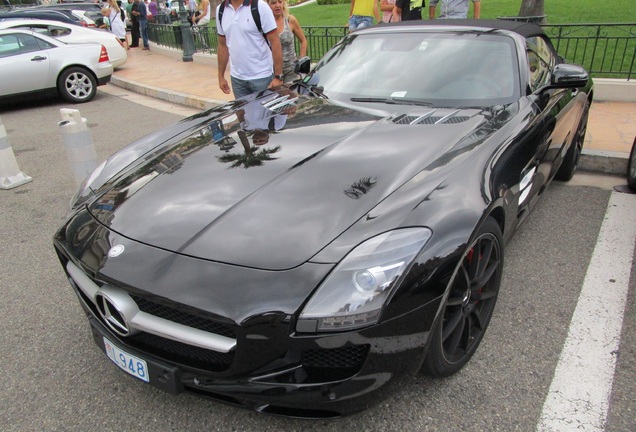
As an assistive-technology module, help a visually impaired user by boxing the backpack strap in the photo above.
[248,0,263,37]
[218,0,267,46]
[217,0,228,34]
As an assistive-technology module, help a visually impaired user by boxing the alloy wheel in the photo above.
[441,231,502,365]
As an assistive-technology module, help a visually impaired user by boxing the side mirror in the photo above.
[550,63,589,89]
[294,56,311,74]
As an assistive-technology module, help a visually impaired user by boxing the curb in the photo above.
[579,149,628,176]
[109,75,226,110]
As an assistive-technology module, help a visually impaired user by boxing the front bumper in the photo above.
[54,212,443,417]
[78,284,440,417]
[86,312,430,417]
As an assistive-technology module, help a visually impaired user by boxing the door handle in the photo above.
[31,56,46,61]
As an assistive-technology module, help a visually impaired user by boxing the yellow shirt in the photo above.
[352,0,376,18]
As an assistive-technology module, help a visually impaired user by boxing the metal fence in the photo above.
[148,22,636,80]
[543,23,636,80]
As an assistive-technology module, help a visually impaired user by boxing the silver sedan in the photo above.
[0,29,113,103]
[0,18,127,68]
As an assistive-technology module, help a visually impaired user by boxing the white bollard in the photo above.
[0,114,32,190]
[58,108,98,187]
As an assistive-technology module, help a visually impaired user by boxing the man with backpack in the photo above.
[216,0,284,99]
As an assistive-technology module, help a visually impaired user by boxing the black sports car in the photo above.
[53,20,593,417]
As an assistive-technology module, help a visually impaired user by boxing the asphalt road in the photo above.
[1,88,634,432]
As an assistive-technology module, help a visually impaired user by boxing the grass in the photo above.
[290,0,636,26]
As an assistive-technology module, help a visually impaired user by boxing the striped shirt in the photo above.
[430,0,479,19]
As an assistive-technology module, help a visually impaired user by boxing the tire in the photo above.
[422,217,504,377]
[555,99,590,181]
[628,136,636,191]
[57,66,97,103]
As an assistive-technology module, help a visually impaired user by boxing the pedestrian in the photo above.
[429,0,480,19]
[132,0,150,49]
[267,0,307,82]
[380,0,400,23]
[104,0,129,49]
[148,0,158,22]
[216,0,284,99]
[348,0,379,32]
[194,0,211,26]
[393,0,424,21]
[186,0,197,24]
[129,0,140,47]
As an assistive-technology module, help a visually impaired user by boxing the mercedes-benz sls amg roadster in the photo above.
[54,20,593,417]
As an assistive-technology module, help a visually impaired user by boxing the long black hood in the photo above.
[87,94,494,270]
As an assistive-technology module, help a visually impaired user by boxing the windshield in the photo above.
[312,31,520,108]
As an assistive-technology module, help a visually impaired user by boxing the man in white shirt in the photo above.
[216,0,283,98]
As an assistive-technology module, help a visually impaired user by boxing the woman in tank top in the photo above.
[268,0,308,82]
[102,0,128,49]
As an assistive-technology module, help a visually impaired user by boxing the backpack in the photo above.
[217,0,267,44]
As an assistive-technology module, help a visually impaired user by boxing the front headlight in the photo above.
[297,228,432,333]
[69,160,107,210]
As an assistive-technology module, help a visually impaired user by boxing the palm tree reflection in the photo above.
[344,176,379,199]
[217,130,281,169]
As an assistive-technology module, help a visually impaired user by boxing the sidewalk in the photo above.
[110,46,636,174]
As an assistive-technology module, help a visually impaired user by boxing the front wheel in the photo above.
[57,67,97,103]
[422,217,504,377]
[628,136,636,191]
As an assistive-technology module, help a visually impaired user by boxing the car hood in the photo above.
[87,92,495,270]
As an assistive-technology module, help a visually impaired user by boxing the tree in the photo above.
[519,0,545,17]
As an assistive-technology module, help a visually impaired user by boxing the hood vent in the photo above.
[392,110,470,125]
[261,94,299,114]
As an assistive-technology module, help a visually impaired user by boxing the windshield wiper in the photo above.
[350,97,432,107]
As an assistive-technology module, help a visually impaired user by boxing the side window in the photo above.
[0,34,21,58]
[0,33,54,57]
[16,34,44,54]
[48,25,71,37]
[526,36,556,92]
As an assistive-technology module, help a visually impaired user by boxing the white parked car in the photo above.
[0,18,127,67]
[0,29,113,103]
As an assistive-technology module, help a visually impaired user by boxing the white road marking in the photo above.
[537,191,636,431]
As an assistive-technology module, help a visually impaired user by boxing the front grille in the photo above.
[301,345,369,369]
[127,332,234,372]
[66,264,237,372]
[123,294,237,371]
[131,295,236,339]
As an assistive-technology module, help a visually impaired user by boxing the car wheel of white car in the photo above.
[57,67,97,103]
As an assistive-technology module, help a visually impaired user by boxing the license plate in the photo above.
[103,337,149,382]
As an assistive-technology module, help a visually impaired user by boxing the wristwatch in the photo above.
[274,74,284,81]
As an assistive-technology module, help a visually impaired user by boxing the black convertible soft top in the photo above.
[377,18,546,38]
